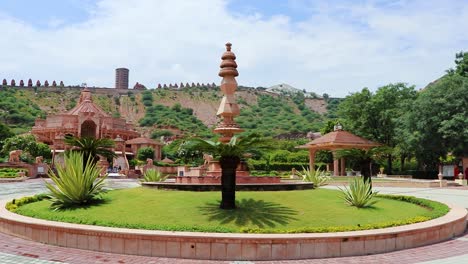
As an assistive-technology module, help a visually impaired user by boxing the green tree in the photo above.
[1,135,51,161]
[447,51,468,77]
[183,134,272,209]
[0,121,13,150]
[64,136,116,166]
[137,147,155,161]
[403,74,468,169]
[337,84,416,174]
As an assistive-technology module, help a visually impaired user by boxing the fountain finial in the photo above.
[214,43,243,143]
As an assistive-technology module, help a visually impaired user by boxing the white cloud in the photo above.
[0,0,466,97]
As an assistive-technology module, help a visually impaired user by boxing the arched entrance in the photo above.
[81,120,97,138]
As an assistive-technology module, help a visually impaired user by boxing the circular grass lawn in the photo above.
[15,188,448,233]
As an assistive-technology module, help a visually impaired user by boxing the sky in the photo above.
[0,0,467,97]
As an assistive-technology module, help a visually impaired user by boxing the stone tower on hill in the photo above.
[115,68,129,89]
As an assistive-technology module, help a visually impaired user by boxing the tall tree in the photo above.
[337,84,416,173]
[404,74,468,170]
[448,51,468,77]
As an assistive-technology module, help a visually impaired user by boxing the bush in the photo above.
[287,151,309,163]
[46,152,107,210]
[248,160,309,171]
[297,168,330,187]
[151,130,174,139]
[137,147,154,161]
[339,177,379,208]
[141,169,166,182]
[6,194,47,212]
[0,168,27,178]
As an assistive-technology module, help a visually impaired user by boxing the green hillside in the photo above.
[0,85,332,138]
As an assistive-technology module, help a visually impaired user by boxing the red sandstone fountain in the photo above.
[175,43,281,186]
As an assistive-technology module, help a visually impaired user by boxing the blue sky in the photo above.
[0,0,466,97]
[0,0,93,28]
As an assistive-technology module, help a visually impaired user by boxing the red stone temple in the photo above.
[31,88,162,172]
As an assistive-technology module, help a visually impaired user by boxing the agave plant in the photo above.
[142,169,166,182]
[297,168,330,187]
[46,152,107,210]
[338,176,379,208]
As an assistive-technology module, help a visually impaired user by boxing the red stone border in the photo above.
[0,200,466,260]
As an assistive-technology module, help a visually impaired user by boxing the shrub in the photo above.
[137,147,154,161]
[297,168,330,187]
[142,169,166,182]
[339,177,379,208]
[0,168,27,178]
[248,160,309,171]
[46,152,107,210]
[6,194,47,212]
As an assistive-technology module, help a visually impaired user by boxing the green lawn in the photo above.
[15,188,448,233]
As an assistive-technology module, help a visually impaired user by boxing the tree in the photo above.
[137,147,154,161]
[403,74,468,169]
[337,84,416,174]
[2,135,51,161]
[0,121,13,150]
[64,136,116,166]
[183,134,272,209]
[447,51,468,77]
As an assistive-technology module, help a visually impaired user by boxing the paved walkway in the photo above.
[1,180,468,263]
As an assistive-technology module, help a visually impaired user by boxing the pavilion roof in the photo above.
[161,157,175,164]
[298,130,380,151]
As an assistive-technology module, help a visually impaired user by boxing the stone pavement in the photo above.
[0,180,468,263]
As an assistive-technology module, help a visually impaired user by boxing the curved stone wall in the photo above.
[0,200,466,260]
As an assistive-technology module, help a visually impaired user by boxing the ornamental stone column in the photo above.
[214,43,243,143]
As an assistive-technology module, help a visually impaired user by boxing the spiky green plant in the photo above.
[142,169,166,182]
[46,152,107,210]
[297,168,330,187]
[338,177,379,208]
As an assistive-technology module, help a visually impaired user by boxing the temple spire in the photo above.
[214,43,243,143]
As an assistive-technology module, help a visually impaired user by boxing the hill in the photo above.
[0,85,336,138]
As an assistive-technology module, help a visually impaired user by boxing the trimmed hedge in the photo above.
[0,168,27,178]
[6,194,48,212]
[248,160,308,171]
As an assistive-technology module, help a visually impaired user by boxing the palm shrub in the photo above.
[183,133,272,209]
[64,136,116,166]
[297,168,330,187]
[142,169,166,182]
[339,176,379,208]
[46,152,107,210]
